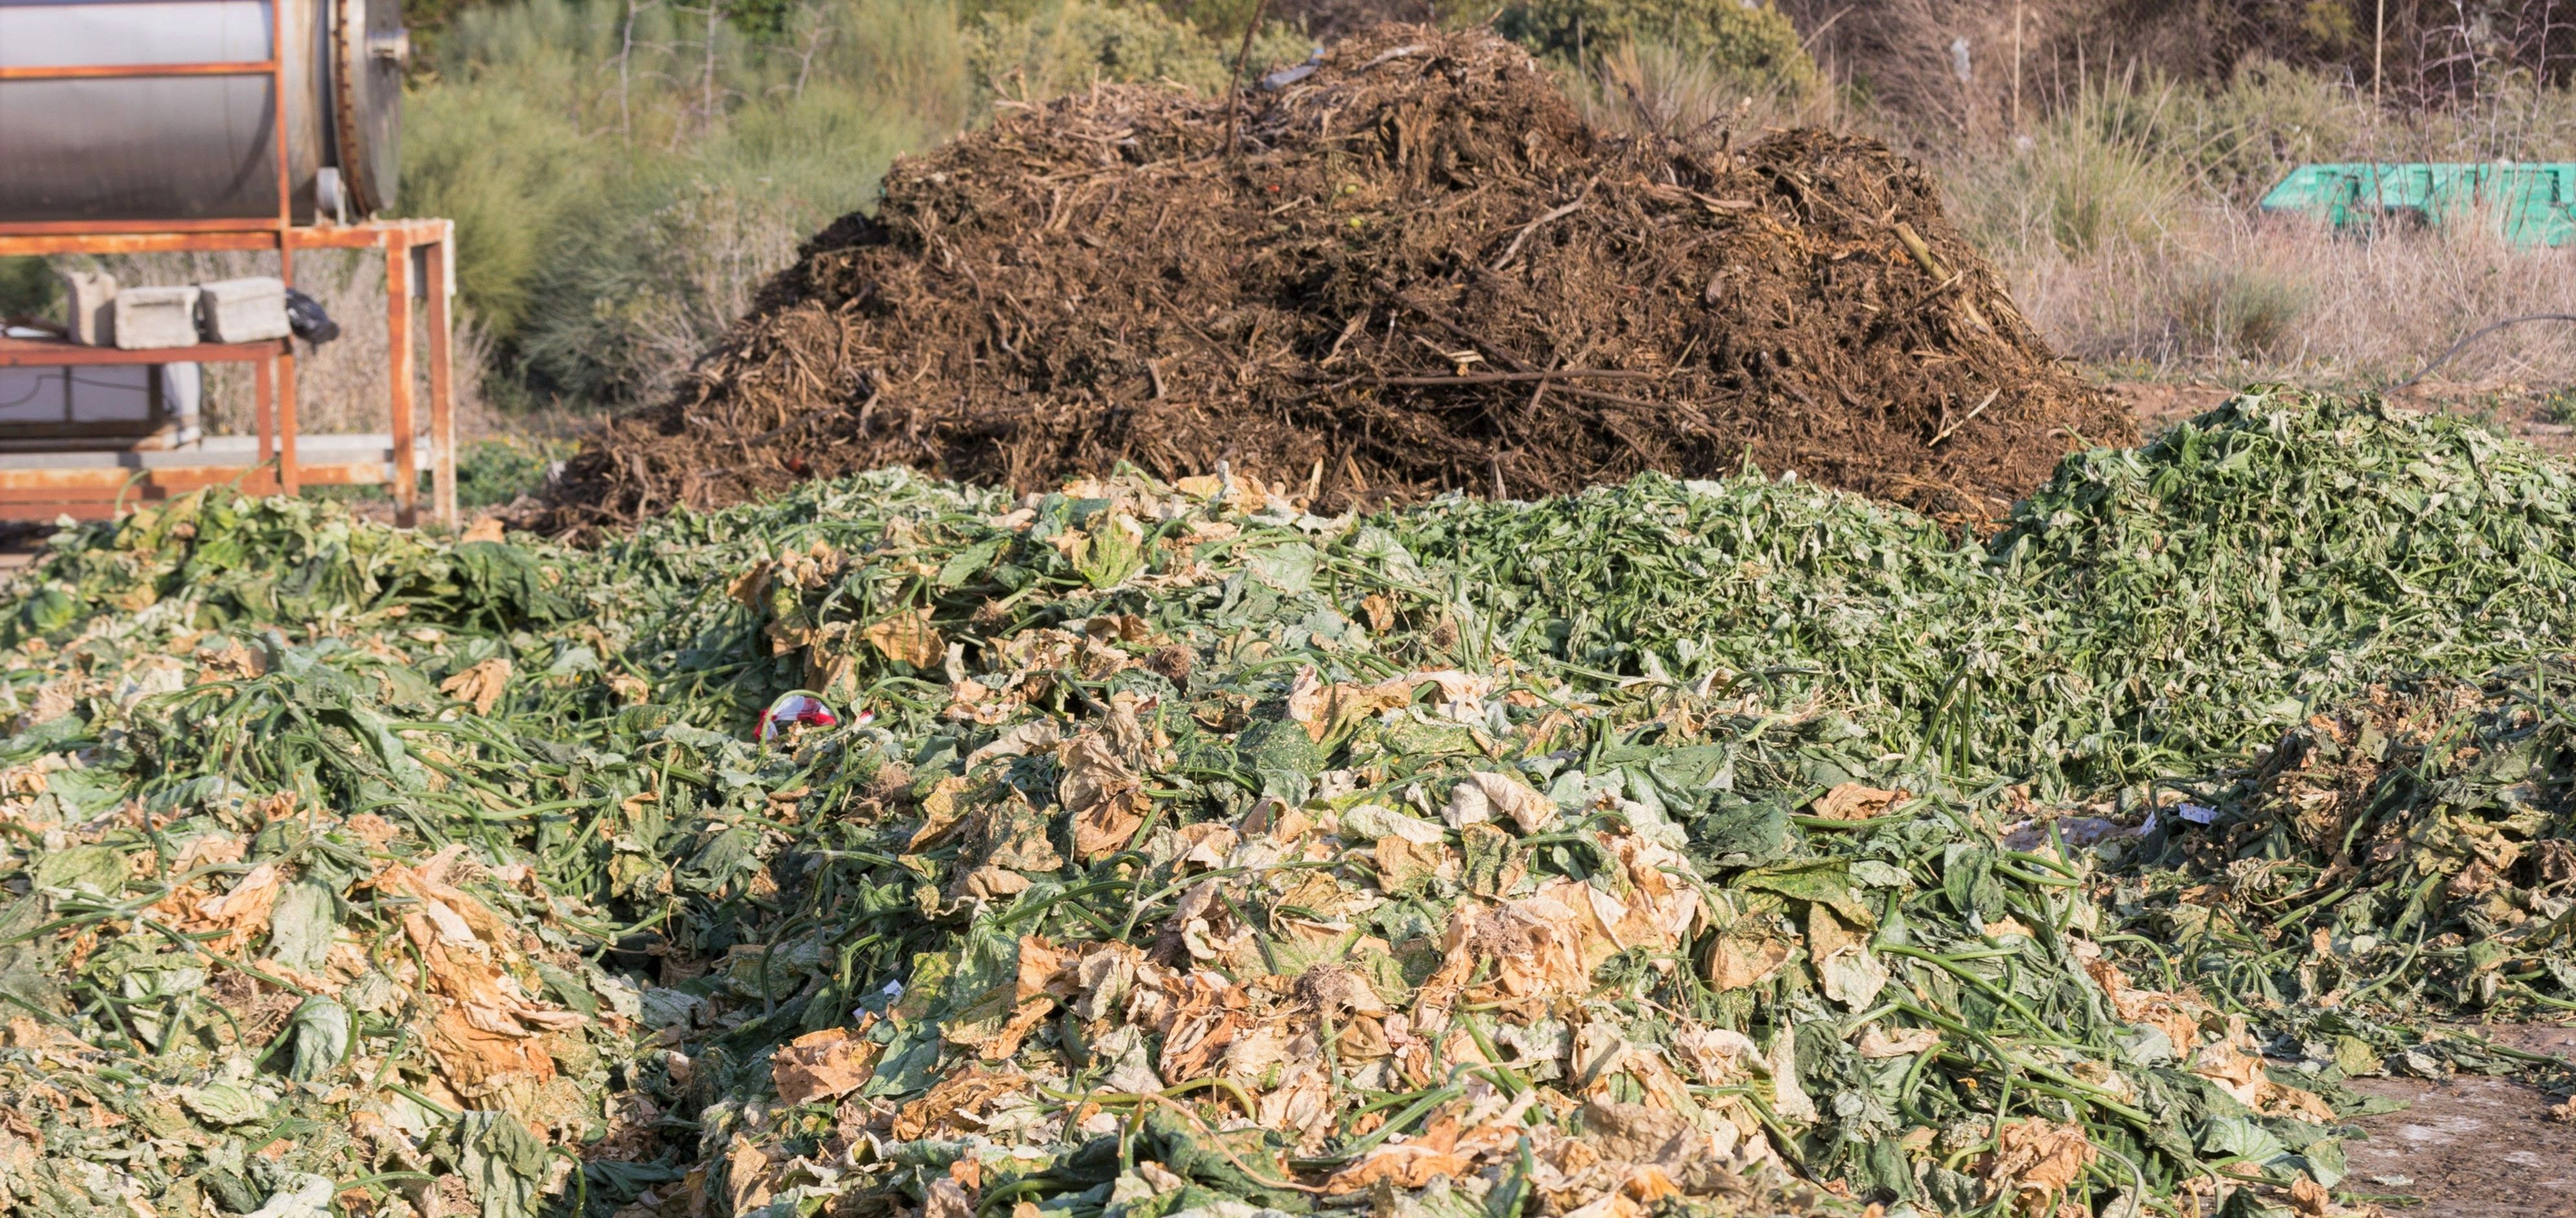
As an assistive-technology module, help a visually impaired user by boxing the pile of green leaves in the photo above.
[1395,390,2576,792]
[0,390,2570,1218]
[2116,661,2576,1021]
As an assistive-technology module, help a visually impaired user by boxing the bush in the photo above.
[2167,263,2307,358]
[967,0,1237,96]
[1945,87,2188,258]
[400,0,973,407]
[456,436,577,508]
[0,259,58,321]
[1496,0,1816,96]
[515,177,810,405]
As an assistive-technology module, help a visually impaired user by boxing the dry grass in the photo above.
[2015,208,2576,384]
[1577,19,2576,393]
[1957,67,2576,388]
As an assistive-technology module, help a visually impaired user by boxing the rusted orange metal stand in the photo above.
[0,221,458,525]
[0,16,456,526]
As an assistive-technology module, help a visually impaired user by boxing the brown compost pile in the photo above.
[542,23,2131,535]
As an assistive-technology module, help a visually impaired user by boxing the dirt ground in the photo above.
[2343,1025,2576,1216]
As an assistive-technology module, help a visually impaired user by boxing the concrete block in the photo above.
[61,270,116,346]
[195,277,291,343]
[111,286,202,350]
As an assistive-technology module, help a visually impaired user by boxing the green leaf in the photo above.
[182,1082,268,1127]
[435,1110,553,1218]
[286,998,350,1080]
[1740,861,1874,928]
[32,844,125,897]
[267,879,338,975]
[2196,1115,2286,1163]
[1074,514,1146,589]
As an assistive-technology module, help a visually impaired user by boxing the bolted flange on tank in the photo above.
[0,0,409,224]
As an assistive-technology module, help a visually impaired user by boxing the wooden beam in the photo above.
[288,220,454,250]
[277,348,299,495]
[255,358,275,474]
[0,219,462,256]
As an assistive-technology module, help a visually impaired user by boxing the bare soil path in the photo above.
[2341,1025,2576,1216]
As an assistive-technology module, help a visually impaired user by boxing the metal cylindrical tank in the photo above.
[0,0,408,224]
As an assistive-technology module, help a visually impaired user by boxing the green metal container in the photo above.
[2259,162,2576,247]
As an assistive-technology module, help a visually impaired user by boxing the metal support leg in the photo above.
[253,354,275,495]
[387,235,417,528]
[277,346,298,495]
[425,226,456,528]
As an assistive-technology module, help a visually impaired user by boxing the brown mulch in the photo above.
[540,23,2131,536]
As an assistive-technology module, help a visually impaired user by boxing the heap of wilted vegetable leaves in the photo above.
[2112,663,2576,1028]
[0,391,2571,1218]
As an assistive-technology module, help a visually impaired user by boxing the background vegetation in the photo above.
[5,0,2573,433]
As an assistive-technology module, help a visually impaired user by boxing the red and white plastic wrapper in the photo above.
[755,693,866,742]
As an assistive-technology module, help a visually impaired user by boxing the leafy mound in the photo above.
[2123,664,2576,1020]
[0,392,2570,1218]
[1393,390,2576,789]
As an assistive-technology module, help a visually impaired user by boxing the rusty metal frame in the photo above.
[0,61,278,81]
[0,221,456,526]
[0,5,455,526]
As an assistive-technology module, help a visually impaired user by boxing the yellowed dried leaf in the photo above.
[1984,915,2038,940]
[907,775,974,850]
[424,1003,558,1091]
[438,658,513,714]
[1979,1118,2096,1201]
[771,1025,882,1106]
[1058,734,1145,862]
[890,1063,1027,1140]
[1321,1141,1476,1194]
[1448,771,1558,833]
[175,860,286,952]
[1706,926,1794,991]
[1810,782,1907,821]
[863,607,943,668]
[1857,1026,1942,1058]
[727,562,773,610]
[725,1135,773,1216]
[1359,593,1395,634]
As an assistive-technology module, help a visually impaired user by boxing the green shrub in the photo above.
[1944,80,2188,258]
[966,0,1307,96]
[403,71,603,336]
[400,0,972,406]
[1495,0,1816,96]
[0,258,58,321]
[456,436,577,507]
[515,176,810,404]
[968,0,1232,94]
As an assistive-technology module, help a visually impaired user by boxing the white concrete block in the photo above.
[111,286,202,350]
[195,276,291,343]
[61,270,116,346]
